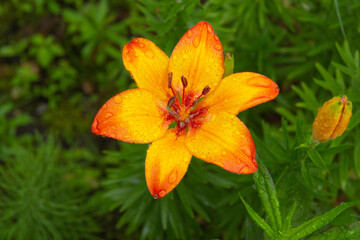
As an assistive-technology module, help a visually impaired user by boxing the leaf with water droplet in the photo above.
[252,156,282,232]
[239,193,276,239]
[285,201,359,240]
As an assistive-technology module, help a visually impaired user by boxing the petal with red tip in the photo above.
[201,72,279,115]
[185,113,257,174]
[122,38,169,101]
[145,129,192,199]
[92,89,169,143]
[168,21,224,95]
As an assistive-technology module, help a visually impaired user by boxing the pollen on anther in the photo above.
[167,96,176,108]
[202,85,211,95]
[168,72,173,88]
[181,76,188,88]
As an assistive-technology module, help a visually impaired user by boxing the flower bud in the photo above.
[312,95,352,143]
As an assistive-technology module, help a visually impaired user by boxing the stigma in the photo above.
[166,72,210,136]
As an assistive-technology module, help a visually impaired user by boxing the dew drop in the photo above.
[153,193,159,199]
[214,35,219,41]
[168,170,178,184]
[159,190,166,198]
[193,35,200,48]
[139,43,145,48]
[207,24,213,34]
[105,112,113,119]
[186,30,193,38]
[93,119,100,132]
[214,44,222,51]
[114,95,122,104]
[109,132,116,138]
[145,49,155,58]
[133,39,139,43]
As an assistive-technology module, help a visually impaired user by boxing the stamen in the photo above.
[196,85,211,100]
[202,85,210,95]
[181,76,188,88]
[181,76,188,103]
[167,96,176,108]
[168,72,176,96]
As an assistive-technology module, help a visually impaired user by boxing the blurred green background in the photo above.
[1,0,360,239]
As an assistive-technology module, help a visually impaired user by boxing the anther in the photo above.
[192,99,199,108]
[167,72,176,96]
[167,96,176,108]
[196,85,211,101]
[181,76,188,103]
[181,76,188,88]
[168,72,173,88]
[202,85,210,95]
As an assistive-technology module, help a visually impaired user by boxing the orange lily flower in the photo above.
[92,22,279,199]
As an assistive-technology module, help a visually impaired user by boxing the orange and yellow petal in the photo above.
[122,38,169,101]
[313,96,352,142]
[185,112,257,174]
[200,72,279,115]
[92,89,169,144]
[145,129,192,199]
[168,21,224,95]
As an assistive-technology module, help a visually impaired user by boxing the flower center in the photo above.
[166,72,210,136]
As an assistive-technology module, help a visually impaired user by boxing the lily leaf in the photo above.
[253,157,282,232]
[286,202,359,240]
[239,193,276,239]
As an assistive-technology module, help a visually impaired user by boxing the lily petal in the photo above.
[169,21,224,95]
[145,129,192,199]
[122,38,169,101]
[185,112,257,174]
[201,72,279,115]
[92,89,169,143]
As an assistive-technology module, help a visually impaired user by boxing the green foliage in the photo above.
[0,0,360,239]
[0,134,99,240]
[241,158,359,240]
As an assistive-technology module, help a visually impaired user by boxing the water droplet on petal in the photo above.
[207,24,213,34]
[193,35,200,48]
[145,49,155,58]
[168,170,178,184]
[153,193,159,199]
[214,44,222,51]
[114,95,122,104]
[109,132,116,138]
[139,43,145,48]
[159,190,166,198]
[105,112,113,119]
[214,35,219,41]
[93,119,100,132]
[186,30,193,38]
[133,39,139,43]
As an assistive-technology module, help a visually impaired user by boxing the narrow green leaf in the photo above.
[307,149,327,170]
[239,194,276,239]
[287,202,359,240]
[300,159,314,189]
[253,158,282,232]
[282,201,297,233]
